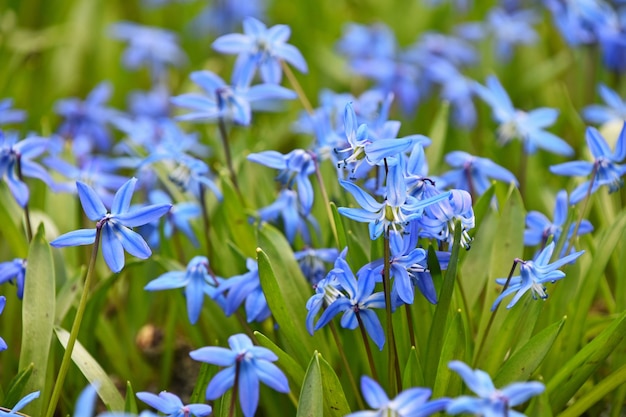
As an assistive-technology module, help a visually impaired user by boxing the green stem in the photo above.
[228,360,241,417]
[382,233,401,394]
[404,303,417,350]
[281,60,314,115]
[199,185,212,259]
[16,156,33,242]
[312,154,339,247]
[355,311,379,382]
[216,114,241,197]
[46,226,102,417]
[328,321,365,410]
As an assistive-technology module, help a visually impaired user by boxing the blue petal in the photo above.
[339,180,382,212]
[212,33,252,54]
[247,151,286,169]
[144,271,187,290]
[360,376,389,409]
[205,366,236,400]
[448,361,495,398]
[76,182,107,221]
[254,360,290,393]
[117,226,152,259]
[501,381,545,406]
[51,229,97,247]
[239,363,260,417]
[190,346,237,366]
[12,391,41,412]
[115,203,172,227]
[550,160,594,176]
[359,309,385,350]
[586,127,612,159]
[101,224,125,273]
[111,177,137,215]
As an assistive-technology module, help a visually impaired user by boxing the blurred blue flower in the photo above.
[257,189,315,244]
[419,188,475,250]
[166,155,222,200]
[190,333,289,417]
[141,190,201,247]
[136,390,212,417]
[191,0,266,36]
[0,296,6,351]
[524,190,593,256]
[583,83,626,125]
[145,256,224,324]
[0,391,40,416]
[73,384,159,417]
[474,75,573,156]
[337,22,396,61]
[314,256,386,350]
[0,258,26,299]
[347,375,449,417]
[50,178,171,273]
[171,70,296,126]
[485,7,538,61]
[213,17,307,85]
[440,151,517,196]
[127,85,171,120]
[447,360,544,416]
[550,124,626,203]
[492,242,584,310]
[110,22,186,80]
[294,247,339,285]
[0,131,52,207]
[0,99,26,125]
[214,258,270,323]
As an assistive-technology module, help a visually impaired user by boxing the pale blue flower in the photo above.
[0,296,6,351]
[583,83,626,125]
[440,151,517,196]
[136,391,212,417]
[0,258,26,299]
[0,99,26,125]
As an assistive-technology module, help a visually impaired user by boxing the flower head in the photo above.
[51,178,171,273]
[0,99,26,126]
[190,333,289,417]
[583,83,626,125]
[440,151,517,197]
[137,391,212,417]
[214,259,270,323]
[0,258,27,299]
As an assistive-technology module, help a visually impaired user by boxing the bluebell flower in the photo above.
[550,124,626,203]
[543,0,607,46]
[145,256,224,324]
[166,155,222,201]
[439,151,518,197]
[171,70,296,126]
[0,131,52,207]
[0,296,7,351]
[305,274,344,335]
[213,17,307,85]
[140,190,201,248]
[257,189,315,244]
[190,333,289,417]
[485,7,538,61]
[447,360,544,416]
[474,75,573,156]
[406,31,477,68]
[524,190,593,256]
[50,178,171,273]
[213,258,270,323]
[294,247,339,285]
[0,99,26,125]
[73,384,159,417]
[336,23,396,61]
[347,375,450,417]
[55,82,119,155]
[248,149,316,213]
[136,391,212,417]
[190,0,266,36]
[314,257,386,350]
[583,83,626,125]
[492,242,584,310]
[109,22,186,80]
[0,391,40,416]
[419,188,475,250]
[127,85,171,120]
[0,258,27,299]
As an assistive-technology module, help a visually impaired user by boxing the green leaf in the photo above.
[318,353,351,416]
[494,317,566,386]
[330,202,347,251]
[297,353,323,417]
[0,185,28,257]
[19,223,55,416]
[54,327,125,411]
[402,347,425,389]
[255,331,305,394]
[124,381,137,414]
[425,101,450,166]
[432,310,466,398]
[547,310,626,412]
[190,362,215,405]
[2,363,34,409]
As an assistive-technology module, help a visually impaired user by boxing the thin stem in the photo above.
[15,156,32,241]
[215,113,241,196]
[404,303,417,350]
[281,60,314,115]
[328,321,365,410]
[199,185,212,259]
[382,233,401,394]
[228,361,241,417]
[473,258,520,367]
[355,311,379,381]
[312,154,339,247]
[519,149,528,200]
[46,227,103,417]
[562,163,598,258]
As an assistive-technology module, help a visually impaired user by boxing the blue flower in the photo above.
[50,178,171,273]
[166,155,222,200]
[0,391,40,416]
[314,257,386,350]
[0,258,27,299]
[136,391,212,417]
[485,7,538,61]
[294,247,339,285]
[0,131,52,207]
[212,17,307,85]
[419,188,475,250]
[141,190,201,248]
[190,0,266,37]
[440,151,517,197]
[171,70,296,126]
[583,83,626,125]
[190,333,289,417]
[347,375,449,417]
[145,256,224,324]
[550,124,626,203]
[0,99,26,125]
[0,296,7,351]
[491,242,584,310]
[474,75,573,156]
[447,360,544,416]
[524,190,593,256]
[257,189,315,244]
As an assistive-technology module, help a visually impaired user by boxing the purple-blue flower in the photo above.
[257,189,315,244]
[491,242,584,310]
[212,17,307,85]
[447,360,544,416]
[550,124,626,203]
[145,256,224,324]
[419,188,475,250]
[190,333,289,417]
[440,151,517,197]
[583,83,626,125]
[0,258,27,299]
[136,391,212,417]
[141,190,201,248]
[0,99,26,125]
[50,178,171,273]
[294,247,339,285]
[347,375,449,417]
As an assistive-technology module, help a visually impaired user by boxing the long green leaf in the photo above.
[189,362,215,405]
[318,353,351,416]
[297,353,323,417]
[54,327,125,411]
[402,347,424,389]
[19,223,55,416]
[2,363,34,409]
[124,381,137,414]
[255,331,305,394]
[432,310,466,399]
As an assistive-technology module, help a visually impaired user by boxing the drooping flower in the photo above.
[140,190,201,248]
[347,375,450,417]
[447,360,544,416]
[136,391,212,417]
[491,241,584,310]
[50,178,171,273]
[419,188,475,250]
[257,189,315,244]
[190,333,289,417]
[550,124,626,203]
[0,258,27,299]
[144,256,224,324]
